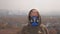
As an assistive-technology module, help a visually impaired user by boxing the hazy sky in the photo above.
[0,0,60,16]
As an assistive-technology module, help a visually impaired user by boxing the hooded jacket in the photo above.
[17,9,49,34]
[18,20,49,34]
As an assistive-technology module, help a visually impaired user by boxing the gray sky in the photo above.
[0,0,60,16]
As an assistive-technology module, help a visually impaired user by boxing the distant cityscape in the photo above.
[0,9,60,16]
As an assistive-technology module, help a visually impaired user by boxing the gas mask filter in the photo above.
[30,16,39,26]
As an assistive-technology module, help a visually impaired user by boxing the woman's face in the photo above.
[30,10,38,17]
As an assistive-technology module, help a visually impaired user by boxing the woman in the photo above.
[18,9,49,34]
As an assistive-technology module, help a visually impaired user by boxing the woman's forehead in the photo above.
[32,10,38,12]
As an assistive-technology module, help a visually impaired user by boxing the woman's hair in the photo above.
[28,9,41,24]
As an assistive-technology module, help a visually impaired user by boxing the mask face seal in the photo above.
[30,16,39,26]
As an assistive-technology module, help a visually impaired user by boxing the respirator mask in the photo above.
[30,16,39,26]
